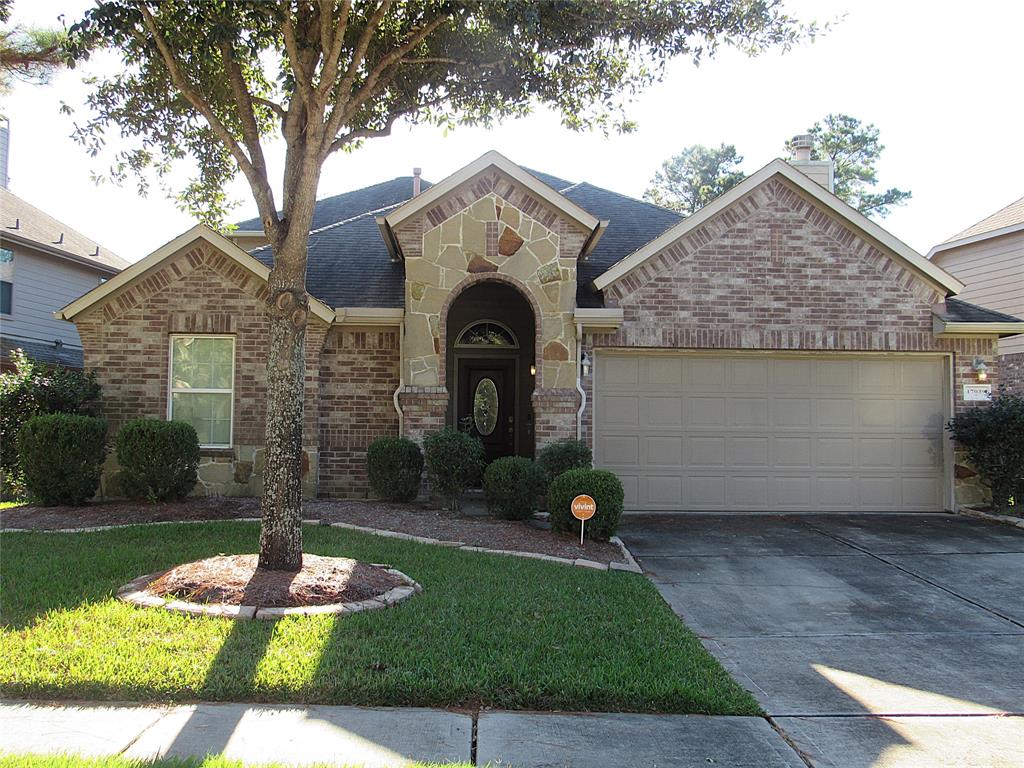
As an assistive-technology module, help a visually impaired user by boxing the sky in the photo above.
[2,0,1022,263]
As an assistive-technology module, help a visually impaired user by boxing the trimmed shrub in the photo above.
[537,439,592,485]
[117,419,200,502]
[0,349,101,499]
[483,456,545,520]
[423,427,483,511]
[547,467,625,541]
[366,436,424,502]
[18,413,107,506]
[947,392,1024,513]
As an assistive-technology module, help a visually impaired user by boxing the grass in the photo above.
[0,521,758,714]
[0,756,470,768]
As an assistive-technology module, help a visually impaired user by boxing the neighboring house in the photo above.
[57,149,1024,511]
[928,196,1024,394]
[0,187,128,368]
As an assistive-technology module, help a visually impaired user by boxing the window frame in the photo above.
[0,279,12,316]
[166,334,236,449]
[455,319,519,349]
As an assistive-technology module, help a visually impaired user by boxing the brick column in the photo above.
[532,388,580,450]
[398,387,450,444]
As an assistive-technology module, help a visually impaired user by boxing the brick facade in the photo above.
[318,326,400,496]
[999,351,1024,395]
[581,176,1003,507]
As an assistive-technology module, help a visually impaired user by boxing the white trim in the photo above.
[928,221,1024,260]
[573,307,624,331]
[167,334,235,449]
[383,150,600,234]
[933,320,1024,337]
[228,229,266,237]
[592,159,965,296]
[54,224,335,324]
[334,307,404,326]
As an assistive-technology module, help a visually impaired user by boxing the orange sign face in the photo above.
[571,494,597,521]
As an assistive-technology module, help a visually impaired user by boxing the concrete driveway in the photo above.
[620,513,1024,768]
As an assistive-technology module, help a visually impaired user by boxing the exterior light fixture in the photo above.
[581,351,592,377]
[529,363,536,376]
[972,357,989,382]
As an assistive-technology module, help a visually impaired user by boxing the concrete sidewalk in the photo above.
[0,700,804,767]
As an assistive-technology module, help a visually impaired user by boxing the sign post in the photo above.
[571,494,597,546]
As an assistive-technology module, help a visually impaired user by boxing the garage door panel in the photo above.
[595,353,945,512]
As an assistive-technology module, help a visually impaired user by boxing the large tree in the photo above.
[786,113,911,217]
[644,142,745,214]
[66,0,809,571]
[0,0,65,93]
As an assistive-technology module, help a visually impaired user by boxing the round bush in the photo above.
[423,427,483,511]
[547,467,625,541]
[366,436,424,502]
[537,439,592,485]
[18,413,107,506]
[117,418,200,502]
[483,456,545,520]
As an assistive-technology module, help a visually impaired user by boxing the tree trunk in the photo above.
[258,256,310,571]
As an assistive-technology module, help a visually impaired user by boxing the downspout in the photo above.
[392,318,405,435]
[575,322,586,441]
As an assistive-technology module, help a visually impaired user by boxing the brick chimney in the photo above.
[412,167,422,196]
[789,133,834,193]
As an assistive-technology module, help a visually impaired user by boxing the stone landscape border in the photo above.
[958,506,1024,530]
[4,517,644,573]
[116,564,422,620]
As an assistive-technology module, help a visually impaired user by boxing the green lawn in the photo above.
[0,756,469,768]
[0,521,758,714]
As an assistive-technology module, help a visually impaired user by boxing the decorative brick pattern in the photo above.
[74,241,329,498]
[318,326,400,497]
[584,174,1004,506]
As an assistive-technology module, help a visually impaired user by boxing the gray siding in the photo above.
[0,244,107,354]
[933,231,1024,355]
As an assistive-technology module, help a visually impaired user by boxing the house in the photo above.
[0,186,128,369]
[928,196,1024,394]
[56,148,1024,510]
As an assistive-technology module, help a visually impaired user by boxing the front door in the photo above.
[457,358,516,462]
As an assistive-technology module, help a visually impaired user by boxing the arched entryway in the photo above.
[444,281,537,461]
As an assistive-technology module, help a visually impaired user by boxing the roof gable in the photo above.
[928,195,1024,259]
[56,224,333,323]
[382,151,601,238]
[593,159,964,296]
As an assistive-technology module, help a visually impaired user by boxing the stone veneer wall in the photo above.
[392,168,590,448]
[578,176,1002,507]
[74,242,328,498]
[318,326,400,497]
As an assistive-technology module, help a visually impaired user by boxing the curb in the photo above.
[958,506,1024,530]
[116,565,422,620]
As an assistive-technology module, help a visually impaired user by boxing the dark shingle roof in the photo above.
[562,183,683,307]
[941,297,1023,324]
[1,337,83,368]
[243,170,680,309]
[235,176,432,233]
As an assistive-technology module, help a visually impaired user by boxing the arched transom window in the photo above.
[455,320,519,348]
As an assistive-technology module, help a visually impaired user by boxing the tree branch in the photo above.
[315,0,352,100]
[278,0,312,100]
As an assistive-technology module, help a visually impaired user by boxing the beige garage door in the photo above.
[594,352,948,512]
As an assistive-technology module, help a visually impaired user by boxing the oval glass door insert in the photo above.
[473,378,499,436]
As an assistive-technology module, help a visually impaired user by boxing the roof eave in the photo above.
[927,221,1024,259]
[0,230,124,275]
[593,159,965,297]
[932,315,1024,338]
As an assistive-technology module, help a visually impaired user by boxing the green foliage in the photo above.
[0,0,66,93]
[18,413,107,506]
[116,419,200,502]
[483,456,545,520]
[785,113,911,217]
[0,350,101,498]
[537,439,593,486]
[366,436,424,502]
[947,393,1024,513]
[547,468,625,541]
[423,428,483,511]
[644,143,746,214]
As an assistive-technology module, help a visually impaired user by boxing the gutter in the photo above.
[575,322,586,441]
[393,318,405,435]
[0,230,122,275]
[932,315,1024,337]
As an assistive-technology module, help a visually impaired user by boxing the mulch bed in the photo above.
[147,553,403,607]
[2,496,626,565]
